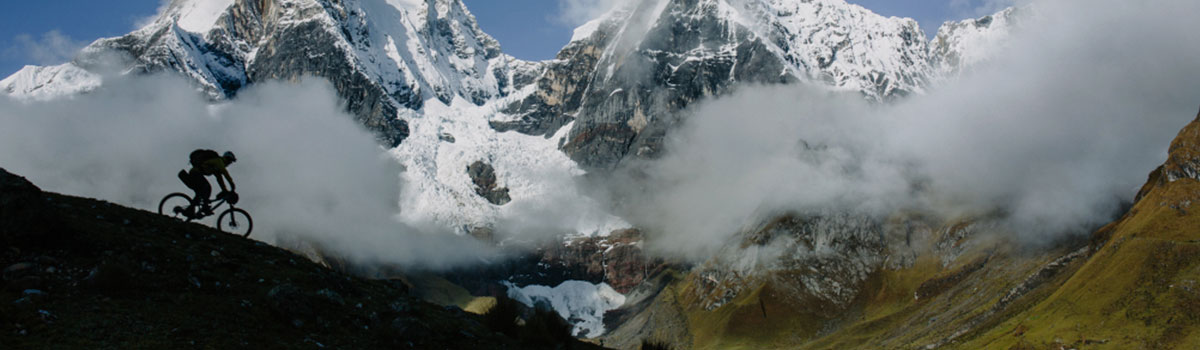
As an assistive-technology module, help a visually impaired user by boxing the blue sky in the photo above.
[0,0,1006,77]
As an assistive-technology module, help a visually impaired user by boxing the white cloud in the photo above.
[6,31,87,66]
[554,0,629,26]
[949,0,1018,17]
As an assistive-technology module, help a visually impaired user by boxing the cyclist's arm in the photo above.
[214,171,229,192]
[222,170,236,192]
[206,158,235,192]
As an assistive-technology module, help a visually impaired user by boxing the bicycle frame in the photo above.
[190,195,237,220]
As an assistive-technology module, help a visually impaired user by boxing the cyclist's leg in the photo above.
[184,169,212,209]
[178,170,198,212]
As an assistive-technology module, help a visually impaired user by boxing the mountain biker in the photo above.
[177,149,237,216]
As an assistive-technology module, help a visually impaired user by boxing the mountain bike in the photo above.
[158,191,254,237]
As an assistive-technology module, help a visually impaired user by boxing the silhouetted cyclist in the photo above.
[177,149,237,216]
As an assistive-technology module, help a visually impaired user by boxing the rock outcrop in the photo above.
[466,161,511,205]
[1163,109,1200,182]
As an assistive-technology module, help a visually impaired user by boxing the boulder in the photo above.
[466,161,512,205]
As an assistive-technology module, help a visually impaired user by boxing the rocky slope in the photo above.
[0,167,605,349]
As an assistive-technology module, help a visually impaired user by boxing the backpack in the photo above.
[189,149,221,168]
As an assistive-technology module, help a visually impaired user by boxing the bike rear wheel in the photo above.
[158,193,195,222]
[218,208,254,238]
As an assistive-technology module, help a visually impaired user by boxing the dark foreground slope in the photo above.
[0,168,600,349]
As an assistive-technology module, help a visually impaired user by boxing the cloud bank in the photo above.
[0,75,495,269]
[625,0,1200,258]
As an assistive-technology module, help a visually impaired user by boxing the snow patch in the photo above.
[504,280,626,338]
[393,96,629,238]
[571,18,604,42]
[172,0,236,33]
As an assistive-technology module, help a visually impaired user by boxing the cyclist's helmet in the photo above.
[223,151,237,164]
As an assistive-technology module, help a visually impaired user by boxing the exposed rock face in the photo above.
[446,229,667,295]
[466,161,511,205]
[510,229,668,294]
[621,211,987,340]
[492,29,613,137]
[689,213,895,311]
[601,229,664,293]
[531,229,668,294]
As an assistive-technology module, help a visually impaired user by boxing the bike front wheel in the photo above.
[158,193,194,222]
[218,208,254,238]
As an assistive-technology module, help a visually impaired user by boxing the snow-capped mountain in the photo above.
[0,0,1018,285]
[1,0,1019,335]
[59,0,540,148]
[502,0,1017,169]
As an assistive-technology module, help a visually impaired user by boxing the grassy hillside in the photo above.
[0,167,601,349]
[958,113,1200,349]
